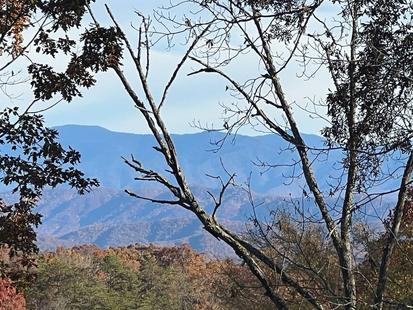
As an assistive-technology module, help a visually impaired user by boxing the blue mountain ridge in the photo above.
[55,125,340,194]
[31,125,399,254]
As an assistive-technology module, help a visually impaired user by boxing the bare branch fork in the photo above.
[206,158,236,221]
[98,5,325,309]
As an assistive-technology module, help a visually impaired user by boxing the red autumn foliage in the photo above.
[0,278,26,310]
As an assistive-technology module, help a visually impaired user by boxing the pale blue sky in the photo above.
[1,1,335,136]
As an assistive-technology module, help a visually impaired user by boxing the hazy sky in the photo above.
[2,1,334,136]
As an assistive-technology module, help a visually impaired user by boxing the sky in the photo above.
[1,1,335,136]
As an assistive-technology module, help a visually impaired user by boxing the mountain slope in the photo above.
[25,125,398,253]
[56,125,340,195]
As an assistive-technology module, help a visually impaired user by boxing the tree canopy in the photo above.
[0,0,98,283]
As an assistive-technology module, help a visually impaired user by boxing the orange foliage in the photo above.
[0,0,30,57]
[32,244,260,309]
[0,278,26,310]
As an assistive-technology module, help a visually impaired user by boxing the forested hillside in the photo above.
[2,232,412,309]
[13,244,272,310]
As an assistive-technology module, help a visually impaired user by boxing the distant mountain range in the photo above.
[35,186,264,257]
[54,125,339,194]
[13,125,398,254]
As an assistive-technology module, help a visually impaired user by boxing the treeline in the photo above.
[1,244,272,310]
[0,227,412,310]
